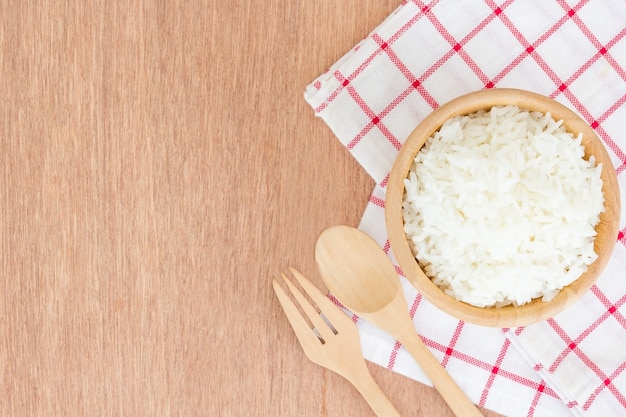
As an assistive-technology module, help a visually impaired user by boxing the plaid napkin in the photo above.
[305,1,626,416]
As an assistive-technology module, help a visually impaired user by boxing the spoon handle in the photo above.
[346,366,402,417]
[397,330,483,417]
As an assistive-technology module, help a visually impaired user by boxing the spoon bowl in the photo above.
[315,226,398,315]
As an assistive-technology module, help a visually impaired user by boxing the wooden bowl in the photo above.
[385,88,621,327]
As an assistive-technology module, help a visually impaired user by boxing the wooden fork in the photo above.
[272,268,401,417]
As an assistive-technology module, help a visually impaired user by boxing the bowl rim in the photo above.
[385,88,621,327]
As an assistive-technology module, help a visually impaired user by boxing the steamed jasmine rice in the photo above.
[402,105,605,308]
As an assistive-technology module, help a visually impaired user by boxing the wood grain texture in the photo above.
[0,2,503,416]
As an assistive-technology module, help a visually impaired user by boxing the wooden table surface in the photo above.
[1,2,503,416]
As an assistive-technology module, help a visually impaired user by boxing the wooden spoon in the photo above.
[315,225,482,417]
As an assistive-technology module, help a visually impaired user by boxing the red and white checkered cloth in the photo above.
[305,1,626,416]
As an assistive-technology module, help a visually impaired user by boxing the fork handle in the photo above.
[346,366,401,417]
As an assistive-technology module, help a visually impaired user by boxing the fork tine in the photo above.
[272,279,318,348]
[280,273,335,343]
[289,267,354,334]
[275,272,402,417]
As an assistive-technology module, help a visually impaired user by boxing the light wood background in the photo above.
[0,2,502,416]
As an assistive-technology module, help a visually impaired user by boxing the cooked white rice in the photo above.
[402,105,604,308]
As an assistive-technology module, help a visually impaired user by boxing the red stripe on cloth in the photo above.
[375,122,403,151]
[379,173,390,189]
[546,316,626,409]
[527,382,549,417]
[382,240,392,256]
[372,33,439,109]
[426,339,561,400]
[408,293,422,319]
[327,294,360,326]
[495,0,626,178]
[596,91,626,128]
[479,338,513,407]
[602,26,626,84]
[344,84,403,151]
[394,264,405,278]
[540,3,624,125]
[543,321,585,372]
[422,331,562,399]
[315,47,389,114]
[416,0,507,86]
[489,46,534,87]
[556,0,587,15]
[558,0,626,83]
[369,195,385,208]
[387,340,402,369]
[590,286,626,330]
[313,71,347,113]
[546,301,612,372]
[315,2,436,114]
[383,248,408,279]
[495,7,618,154]
[488,1,573,86]
[394,0,439,43]
[591,92,626,175]
[441,320,464,368]
[378,0,517,117]
[555,37,617,93]
[548,2,626,170]
[328,293,349,313]
[494,2,570,92]
[567,400,579,409]
[583,361,626,410]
